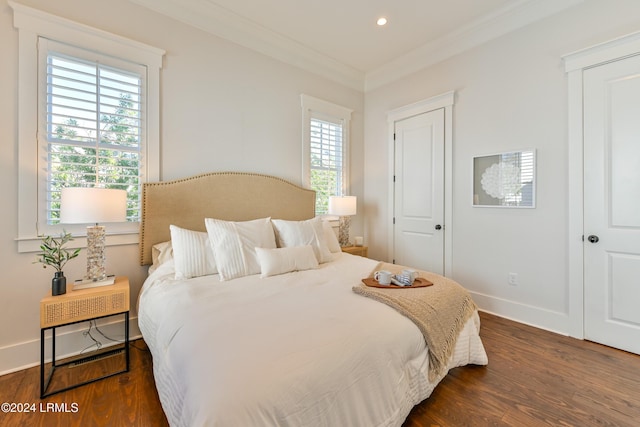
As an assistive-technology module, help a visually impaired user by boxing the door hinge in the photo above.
[392,259,396,264]
[393,217,395,224]
[393,133,396,141]
[393,175,396,183]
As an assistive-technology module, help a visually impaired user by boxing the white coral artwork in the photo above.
[480,162,522,199]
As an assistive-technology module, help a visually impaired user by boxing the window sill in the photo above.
[17,232,139,253]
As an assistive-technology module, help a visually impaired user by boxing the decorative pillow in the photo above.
[205,217,276,280]
[322,220,341,253]
[149,241,174,275]
[255,246,319,278]
[170,225,217,279]
[152,240,173,266]
[271,217,333,263]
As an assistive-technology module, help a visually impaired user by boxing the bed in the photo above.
[137,172,487,426]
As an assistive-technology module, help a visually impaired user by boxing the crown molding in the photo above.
[365,0,584,91]
[129,0,583,93]
[128,0,364,91]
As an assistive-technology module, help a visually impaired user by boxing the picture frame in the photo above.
[473,149,536,208]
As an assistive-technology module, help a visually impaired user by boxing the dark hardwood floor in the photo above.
[404,313,640,427]
[1,312,639,426]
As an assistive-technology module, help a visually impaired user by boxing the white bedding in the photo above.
[138,253,487,427]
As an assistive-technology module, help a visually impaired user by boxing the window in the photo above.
[301,95,352,216]
[12,3,164,251]
[309,116,344,215]
[40,40,145,226]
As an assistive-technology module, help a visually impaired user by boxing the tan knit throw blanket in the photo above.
[353,262,477,381]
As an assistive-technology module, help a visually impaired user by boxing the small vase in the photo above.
[52,271,67,296]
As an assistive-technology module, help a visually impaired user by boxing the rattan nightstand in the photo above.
[341,245,368,257]
[40,276,130,398]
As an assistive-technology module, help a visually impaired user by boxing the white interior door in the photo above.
[583,54,640,355]
[393,108,445,274]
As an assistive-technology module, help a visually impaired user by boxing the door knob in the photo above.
[435,224,442,230]
[587,235,599,243]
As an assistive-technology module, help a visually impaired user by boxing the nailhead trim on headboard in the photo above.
[139,172,316,266]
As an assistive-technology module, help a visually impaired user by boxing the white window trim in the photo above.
[11,2,165,252]
[301,94,352,217]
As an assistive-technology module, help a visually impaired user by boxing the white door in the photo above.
[393,108,445,274]
[583,54,640,355]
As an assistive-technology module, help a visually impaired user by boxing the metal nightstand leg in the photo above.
[40,311,130,398]
[125,311,130,372]
[40,328,44,398]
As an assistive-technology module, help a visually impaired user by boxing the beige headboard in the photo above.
[139,172,316,265]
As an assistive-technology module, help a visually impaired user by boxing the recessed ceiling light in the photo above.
[377,17,387,26]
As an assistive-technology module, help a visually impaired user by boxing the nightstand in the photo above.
[341,245,368,257]
[40,276,130,398]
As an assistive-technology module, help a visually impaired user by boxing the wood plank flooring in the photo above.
[1,312,639,426]
[404,313,640,426]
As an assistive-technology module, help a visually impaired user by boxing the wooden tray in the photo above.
[362,277,433,289]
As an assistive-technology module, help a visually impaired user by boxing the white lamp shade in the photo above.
[60,188,127,224]
[328,196,357,216]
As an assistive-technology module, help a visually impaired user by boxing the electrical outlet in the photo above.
[508,273,518,286]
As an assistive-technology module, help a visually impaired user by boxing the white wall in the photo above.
[3,0,640,375]
[0,0,364,374]
[364,0,640,334]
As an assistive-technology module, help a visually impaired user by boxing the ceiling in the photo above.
[130,0,583,90]
[196,0,513,72]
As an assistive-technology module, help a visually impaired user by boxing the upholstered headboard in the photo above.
[139,172,316,265]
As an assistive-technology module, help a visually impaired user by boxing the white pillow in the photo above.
[271,217,333,263]
[170,225,217,279]
[149,241,174,275]
[205,217,276,280]
[322,220,341,253]
[152,240,173,266]
[255,246,319,278]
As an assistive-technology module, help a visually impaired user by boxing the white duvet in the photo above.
[138,253,487,427]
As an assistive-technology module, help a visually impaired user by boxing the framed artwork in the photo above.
[473,149,536,208]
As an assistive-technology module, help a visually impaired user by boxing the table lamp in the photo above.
[329,195,357,247]
[60,187,127,288]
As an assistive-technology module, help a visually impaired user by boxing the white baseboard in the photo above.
[470,291,571,336]
[0,315,141,376]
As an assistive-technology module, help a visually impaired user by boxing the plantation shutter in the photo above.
[43,42,144,225]
[309,116,344,215]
